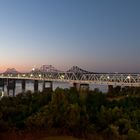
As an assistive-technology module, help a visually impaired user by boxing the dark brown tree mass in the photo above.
[0,87,140,140]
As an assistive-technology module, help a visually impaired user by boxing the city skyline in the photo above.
[0,0,140,73]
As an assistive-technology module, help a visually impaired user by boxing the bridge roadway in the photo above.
[0,72,140,87]
[0,65,140,96]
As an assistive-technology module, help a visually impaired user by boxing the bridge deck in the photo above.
[0,72,140,87]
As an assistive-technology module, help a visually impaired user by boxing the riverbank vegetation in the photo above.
[0,87,140,140]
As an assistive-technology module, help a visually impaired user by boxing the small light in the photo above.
[127,76,131,79]
[107,76,110,79]
[30,74,33,77]
[60,75,64,79]
[32,68,35,71]
[22,74,26,77]
[39,74,41,77]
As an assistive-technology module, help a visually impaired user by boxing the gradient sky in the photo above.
[0,0,140,72]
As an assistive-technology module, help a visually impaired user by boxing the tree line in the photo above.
[0,86,140,140]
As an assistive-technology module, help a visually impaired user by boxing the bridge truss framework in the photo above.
[0,72,140,87]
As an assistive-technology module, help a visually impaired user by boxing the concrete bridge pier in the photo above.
[7,79,16,96]
[73,83,89,91]
[34,80,39,92]
[79,83,89,99]
[22,79,26,92]
[43,81,53,92]
[108,85,114,93]
[73,83,80,91]
[73,83,89,99]
[79,83,89,91]
[108,85,122,93]
[0,78,4,91]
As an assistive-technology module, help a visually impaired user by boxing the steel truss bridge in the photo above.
[0,66,140,87]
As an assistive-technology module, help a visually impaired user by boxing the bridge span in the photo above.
[0,66,140,96]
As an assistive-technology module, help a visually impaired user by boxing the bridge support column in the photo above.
[22,79,26,92]
[74,83,89,99]
[43,81,53,92]
[34,80,39,92]
[73,83,80,91]
[108,85,121,94]
[80,83,89,91]
[7,79,16,96]
[122,86,131,93]
[73,83,89,91]
[0,78,4,91]
[108,85,113,93]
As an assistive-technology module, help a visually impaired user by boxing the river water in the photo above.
[0,81,108,96]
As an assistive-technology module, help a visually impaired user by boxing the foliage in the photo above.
[0,87,140,140]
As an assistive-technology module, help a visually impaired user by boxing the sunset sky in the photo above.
[0,0,140,72]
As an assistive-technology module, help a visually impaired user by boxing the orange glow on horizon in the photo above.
[0,65,33,73]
